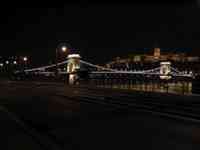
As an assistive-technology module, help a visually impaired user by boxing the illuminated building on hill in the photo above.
[106,48,199,66]
[105,48,200,74]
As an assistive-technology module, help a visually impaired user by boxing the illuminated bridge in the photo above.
[13,53,195,85]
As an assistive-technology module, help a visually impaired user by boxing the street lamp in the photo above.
[62,46,67,52]
[23,57,28,69]
[23,57,28,62]
[55,43,70,76]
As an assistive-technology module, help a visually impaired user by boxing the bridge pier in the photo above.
[160,62,171,80]
[67,54,81,85]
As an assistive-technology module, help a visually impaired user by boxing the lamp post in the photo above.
[23,57,28,69]
[55,43,69,77]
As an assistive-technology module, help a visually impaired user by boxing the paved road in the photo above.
[1,81,200,150]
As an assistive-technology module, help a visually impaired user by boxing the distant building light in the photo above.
[0,63,3,67]
[5,61,9,64]
[187,57,199,62]
[13,61,17,65]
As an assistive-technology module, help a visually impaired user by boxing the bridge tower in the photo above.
[160,62,171,80]
[67,53,81,84]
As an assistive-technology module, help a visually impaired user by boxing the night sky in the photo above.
[0,1,199,65]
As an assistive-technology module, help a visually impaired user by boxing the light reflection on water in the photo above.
[97,81,193,95]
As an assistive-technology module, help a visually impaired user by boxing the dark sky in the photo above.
[0,1,199,65]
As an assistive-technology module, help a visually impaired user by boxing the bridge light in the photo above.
[67,54,81,59]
